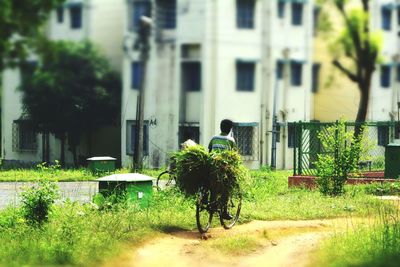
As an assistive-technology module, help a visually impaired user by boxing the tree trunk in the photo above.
[354,72,372,137]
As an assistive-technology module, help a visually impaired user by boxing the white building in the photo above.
[369,0,400,122]
[1,0,124,167]
[121,0,315,170]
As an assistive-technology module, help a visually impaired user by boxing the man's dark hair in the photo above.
[220,119,233,134]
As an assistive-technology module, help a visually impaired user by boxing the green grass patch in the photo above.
[0,169,395,266]
[206,234,264,256]
[0,168,164,182]
[311,206,400,267]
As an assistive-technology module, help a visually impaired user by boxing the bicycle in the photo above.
[156,170,176,190]
[195,184,242,234]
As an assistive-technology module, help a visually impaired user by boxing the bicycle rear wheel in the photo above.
[196,190,213,234]
[156,171,175,191]
[219,189,242,229]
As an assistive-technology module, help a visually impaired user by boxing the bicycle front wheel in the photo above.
[196,190,213,234]
[219,189,242,229]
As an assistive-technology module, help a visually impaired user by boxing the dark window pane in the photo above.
[182,62,201,92]
[378,126,389,146]
[382,7,392,30]
[156,0,176,29]
[397,65,400,82]
[291,62,302,86]
[57,7,64,23]
[70,6,82,29]
[131,62,143,89]
[292,3,303,25]
[237,0,255,29]
[133,1,151,30]
[277,60,284,79]
[288,124,295,148]
[237,62,255,91]
[276,125,281,143]
[381,65,391,88]
[278,1,285,18]
[179,126,200,147]
[312,63,321,93]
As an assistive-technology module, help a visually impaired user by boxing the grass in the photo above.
[0,169,396,266]
[0,167,165,182]
[205,234,264,256]
[311,204,400,267]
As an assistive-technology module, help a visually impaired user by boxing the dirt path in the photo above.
[107,217,369,267]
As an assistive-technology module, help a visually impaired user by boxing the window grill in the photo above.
[12,121,37,153]
[233,123,259,160]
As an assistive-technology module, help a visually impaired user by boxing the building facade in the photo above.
[121,0,315,170]
[1,0,124,167]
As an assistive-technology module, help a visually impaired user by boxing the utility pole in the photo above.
[134,16,152,171]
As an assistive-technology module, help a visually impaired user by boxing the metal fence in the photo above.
[293,121,399,178]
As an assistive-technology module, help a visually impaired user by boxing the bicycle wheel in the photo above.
[196,190,213,234]
[219,189,242,229]
[156,171,175,190]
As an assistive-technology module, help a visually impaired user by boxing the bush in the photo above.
[315,120,366,196]
[20,180,60,226]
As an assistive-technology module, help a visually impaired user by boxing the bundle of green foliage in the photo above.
[174,145,246,197]
[209,150,246,198]
[174,145,210,195]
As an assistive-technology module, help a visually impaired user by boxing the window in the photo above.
[132,1,151,30]
[395,124,400,139]
[236,0,255,29]
[291,61,303,86]
[378,125,389,146]
[182,62,201,92]
[312,63,321,93]
[70,5,82,29]
[288,124,296,148]
[56,7,64,23]
[12,121,37,152]
[233,125,255,156]
[382,6,392,31]
[236,61,255,91]
[156,0,176,29]
[381,65,391,88]
[275,125,281,143]
[398,7,400,25]
[278,1,285,18]
[277,60,284,79]
[397,65,400,82]
[131,61,144,89]
[126,120,149,156]
[179,126,200,146]
[313,6,321,36]
[292,3,303,26]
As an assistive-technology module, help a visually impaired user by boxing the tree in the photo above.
[21,41,121,166]
[321,0,382,134]
[0,0,65,69]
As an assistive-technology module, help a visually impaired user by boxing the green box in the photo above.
[385,143,400,178]
[97,174,154,208]
[87,157,116,174]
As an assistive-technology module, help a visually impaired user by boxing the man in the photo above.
[208,119,236,220]
[208,119,236,152]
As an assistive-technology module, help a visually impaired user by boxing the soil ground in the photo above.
[106,217,372,267]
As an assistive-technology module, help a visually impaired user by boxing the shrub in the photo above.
[315,120,365,196]
[20,180,60,226]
